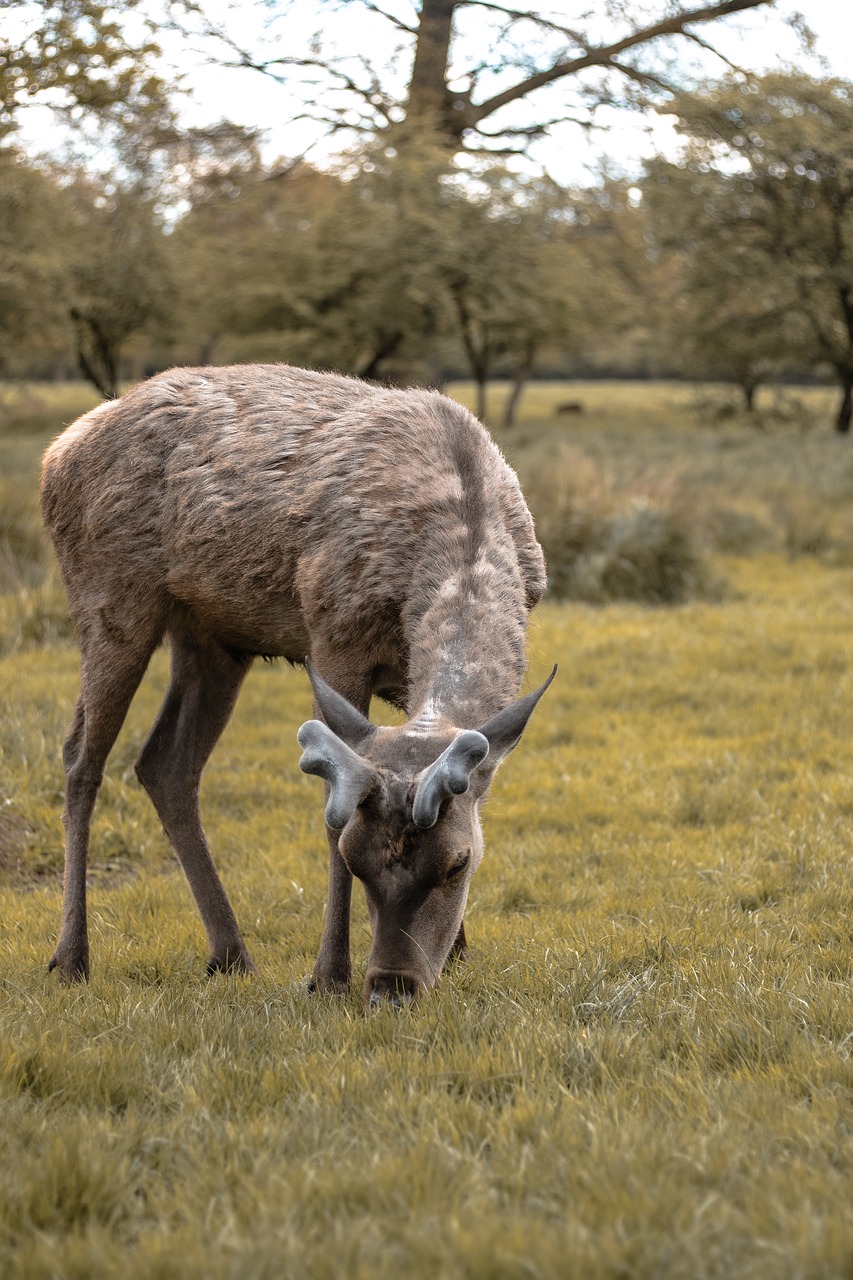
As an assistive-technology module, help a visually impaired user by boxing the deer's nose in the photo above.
[368,988,412,1010]
[365,969,420,1010]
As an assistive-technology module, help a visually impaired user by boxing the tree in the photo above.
[0,145,72,373]
[647,73,853,432]
[0,143,174,391]
[171,127,456,379]
[169,131,657,403]
[172,154,349,368]
[643,162,796,409]
[437,171,580,421]
[313,127,458,378]
[563,175,672,378]
[61,171,174,395]
[176,0,779,159]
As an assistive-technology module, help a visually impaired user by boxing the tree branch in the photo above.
[468,0,773,127]
[456,0,590,45]
[606,61,678,97]
[682,28,747,73]
[360,1,417,35]
[223,53,398,125]
[474,114,593,140]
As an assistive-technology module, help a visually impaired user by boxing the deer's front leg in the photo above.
[309,829,353,993]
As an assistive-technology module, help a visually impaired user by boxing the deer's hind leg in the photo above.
[51,622,160,982]
[135,630,255,976]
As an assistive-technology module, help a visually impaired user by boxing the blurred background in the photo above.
[2,0,852,429]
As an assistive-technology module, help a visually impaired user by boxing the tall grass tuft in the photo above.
[0,478,49,593]
[522,446,718,604]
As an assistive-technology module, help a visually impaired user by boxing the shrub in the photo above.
[588,498,715,604]
[523,446,719,605]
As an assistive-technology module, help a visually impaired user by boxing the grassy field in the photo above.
[1,380,853,1278]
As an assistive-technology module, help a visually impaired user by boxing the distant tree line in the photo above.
[2,68,852,430]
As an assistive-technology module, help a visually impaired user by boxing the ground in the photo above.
[0,381,851,1278]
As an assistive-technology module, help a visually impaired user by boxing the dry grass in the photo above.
[454,378,853,566]
[497,381,853,603]
[2,380,853,1278]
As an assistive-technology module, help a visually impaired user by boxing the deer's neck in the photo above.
[405,560,527,730]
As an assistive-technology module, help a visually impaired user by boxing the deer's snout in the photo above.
[365,968,425,1011]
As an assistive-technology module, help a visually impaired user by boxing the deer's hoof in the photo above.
[48,948,90,983]
[307,969,351,995]
[205,950,256,978]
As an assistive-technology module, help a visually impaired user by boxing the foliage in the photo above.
[437,169,580,420]
[0,144,174,392]
[645,73,853,430]
[1,0,169,141]
[62,173,174,396]
[0,147,71,373]
[170,127,455,377]
[7,67,853,412]
[2,383,853,1278]
[169,129,630,388]
[321,126,461,378]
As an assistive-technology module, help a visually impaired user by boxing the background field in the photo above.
[1,380,852,1278]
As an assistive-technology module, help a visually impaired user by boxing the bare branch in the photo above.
[606,60,678,96]
[455,139,539,157]
[682,29,747,73]
[213,50,398,125]
[167,0,776,158]
[360,1,417,35]
[459,0,590,46]
[468,0,773,126]
[474,114,594,140]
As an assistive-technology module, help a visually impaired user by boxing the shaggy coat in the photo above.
[41,364,549,1001]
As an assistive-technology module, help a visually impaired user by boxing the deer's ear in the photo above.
[476,664,557,766]
[305,660,375,749]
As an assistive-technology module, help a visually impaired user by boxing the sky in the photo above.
[154,0,853,181]
[13,0,853,183]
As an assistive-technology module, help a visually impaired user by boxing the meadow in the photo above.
[1,379,852,1278]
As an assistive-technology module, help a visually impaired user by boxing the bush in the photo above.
[523,447,719,604]
[584,499,716,604]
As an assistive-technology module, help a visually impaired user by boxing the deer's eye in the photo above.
[446,853,470,881]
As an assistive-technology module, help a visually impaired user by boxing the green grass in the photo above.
[2,381,853,1278]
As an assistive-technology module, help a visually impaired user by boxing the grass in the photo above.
[2,379,853,1278]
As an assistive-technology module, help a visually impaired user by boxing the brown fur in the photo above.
[41,364,549,1002]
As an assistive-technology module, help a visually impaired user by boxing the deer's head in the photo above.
[298,663,555,1009]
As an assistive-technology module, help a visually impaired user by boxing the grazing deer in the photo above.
[41,365,552,1006]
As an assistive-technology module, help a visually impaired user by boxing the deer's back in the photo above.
[41,365,545,662]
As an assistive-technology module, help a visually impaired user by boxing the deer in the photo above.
[40,364,553,1008]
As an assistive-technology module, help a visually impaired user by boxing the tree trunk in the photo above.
[742,378,758,414]
[407,0,457,130]
[836,377,853,435]
[198,334,220,366]
[449,286,491,418]
[70,307,118,399]
[835,287,853,434]
[356,331,404,381]
[503,352,534,427]
[474,373,488,422]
